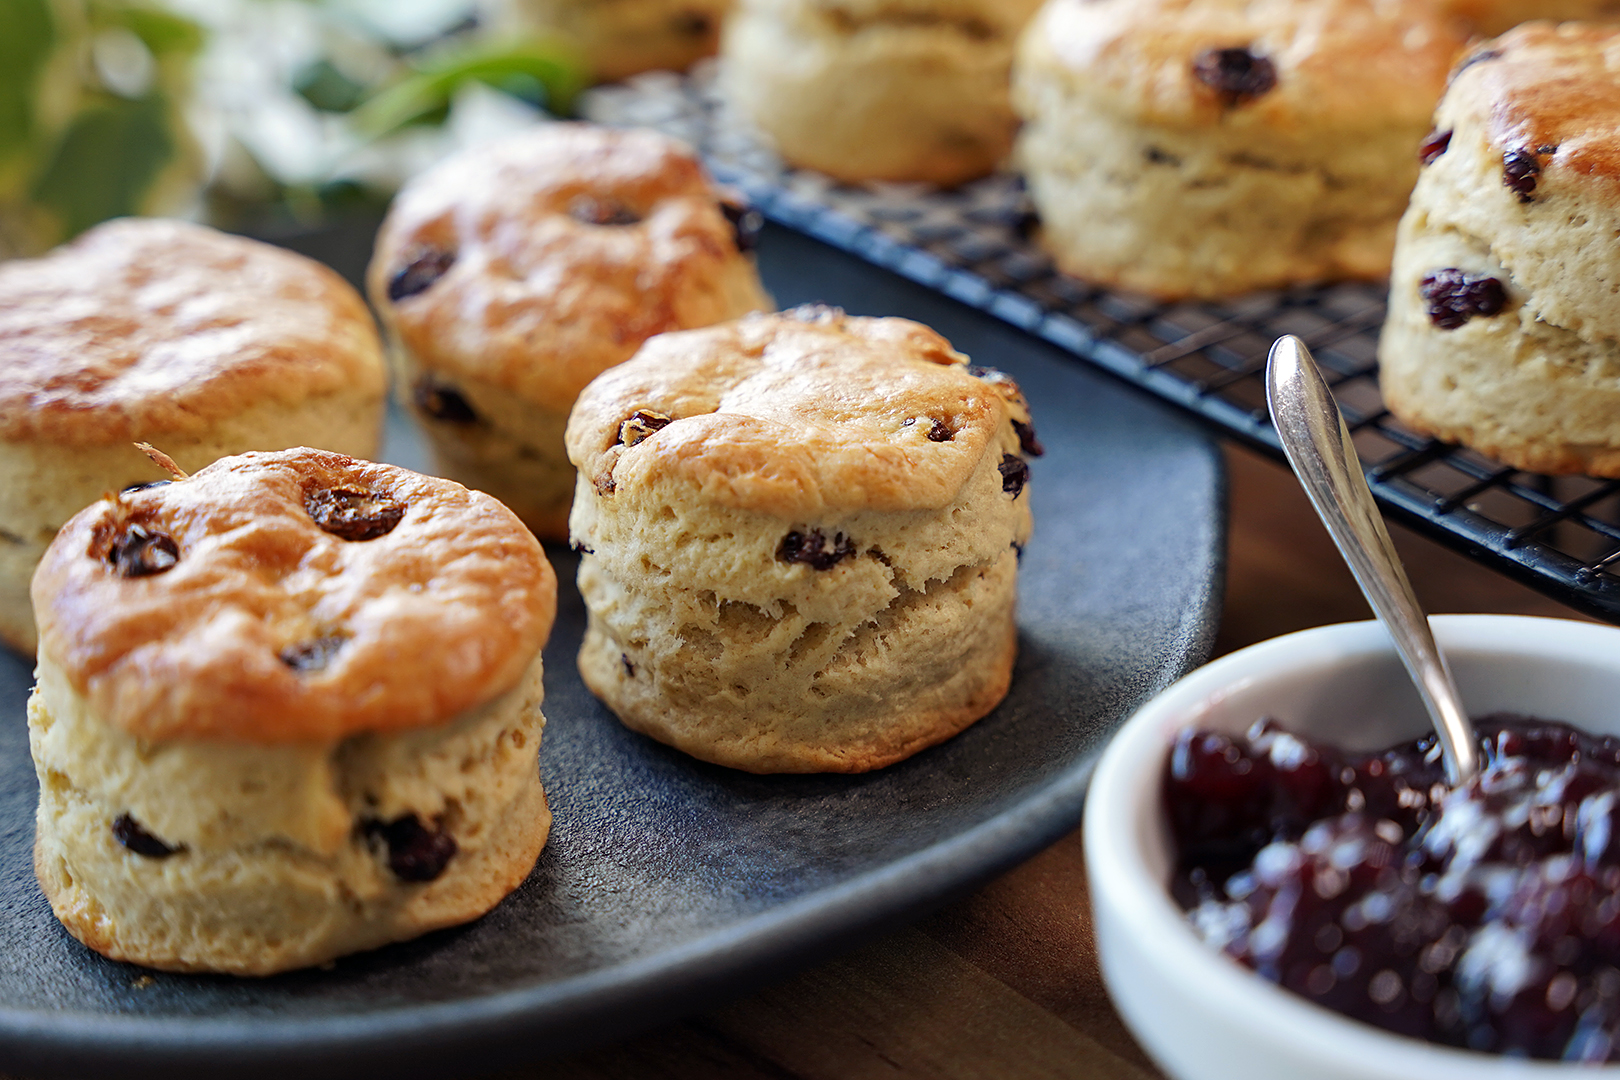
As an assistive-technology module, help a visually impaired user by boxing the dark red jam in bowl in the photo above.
[1166,716,1620,1061]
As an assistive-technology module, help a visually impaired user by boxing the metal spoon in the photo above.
[1265,335,1481,786]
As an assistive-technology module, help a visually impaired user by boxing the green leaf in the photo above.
[89,2,204,57]
[30,93,175,238]
[349,40,587,138]
[0,0,56,162]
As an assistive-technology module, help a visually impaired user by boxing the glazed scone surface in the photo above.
[568,308,1036,773]
[33,448,557,743]
[369,123,770,538]
[0,218,385,447]
[1012,0,1468,298]
[1381,24,1620,475]
[722,0,1044,186]
[28,448,558,974]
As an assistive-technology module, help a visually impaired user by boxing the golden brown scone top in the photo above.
[789,0,1043,36]
[1437,0,1620,36]
[566,307,1037,519]
[0,218,386,447]
[368,123,768,406]
[1440,22,1620,188]
[33,449,557,744]
[1022,0,1467,129]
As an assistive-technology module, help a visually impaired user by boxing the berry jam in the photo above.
[1166,716,1620,1061]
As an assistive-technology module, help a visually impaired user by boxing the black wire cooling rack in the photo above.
[583,67,1620,624]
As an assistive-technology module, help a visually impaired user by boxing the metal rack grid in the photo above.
[583,67,1620,624]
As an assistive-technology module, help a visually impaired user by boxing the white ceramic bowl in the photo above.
[1085,615,1620,1080]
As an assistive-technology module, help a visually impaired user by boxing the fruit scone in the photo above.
[1380,23,1620,475]
[0,218,387,655]
[368,123,772,543]
[481,0,734,82]
[28,448,557,975]
[566,306,1040,774]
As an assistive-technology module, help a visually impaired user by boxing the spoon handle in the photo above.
[1265,335,1481,786]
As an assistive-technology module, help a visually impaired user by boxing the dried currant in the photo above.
[1419,129,1452,166]
[363,815,457,882]
[388,248,455,302]
[120,479,171,494]
[1420,269,1508,329]
[618,409,673,447]
[721,200,763,254]
[108,524,178,578]
[999,455,1030,498]
[569,196,640,227]
[672,10,712,35]
[1192,47,1277,106]
[279,635,348,673]
[622,654,636,678]
[305,488,406,541]
[112,813,180,858]
[778,529,857,571]
[927,419,954,442]
[1011,419,1045,457]
[413,376,479,424]
[1503,149,1542,202]
[967,365,1022,397]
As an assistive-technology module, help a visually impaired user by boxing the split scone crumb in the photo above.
[28,448,557,975]
[566,307,1039,773]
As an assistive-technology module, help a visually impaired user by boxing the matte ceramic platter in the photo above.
[0,224,1225,1080]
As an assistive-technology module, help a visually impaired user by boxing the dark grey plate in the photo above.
[0,224,1225,1080]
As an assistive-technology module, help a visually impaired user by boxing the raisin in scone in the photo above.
[482,0,732,81]
[566,307,1038,773]
[1012,0,1469,299]
[0,218,387,656]
[29,449,557,975]
[368,123,772,542]
[722,0,1044,186]
[1381,24,1620,475]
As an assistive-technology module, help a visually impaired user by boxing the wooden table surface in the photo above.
[511,441,1593,1080]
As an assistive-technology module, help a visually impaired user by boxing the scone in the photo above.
[368,123,771,542]
[29,448,558,975]
[1439,0,1620,34]
[0,218,387,655]
[1380,24,1620,476]
[482,0,732,82]
[566,306,1038,773]
[722,0,1044,186]
[1012,0,1469,299]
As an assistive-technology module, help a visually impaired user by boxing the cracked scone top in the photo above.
[368,123,770,540]
[566,307,1038,773]
[1381,23,1620,476]
[1012,0,1469,298]
[36,449,555,742]
[29,448,557,974]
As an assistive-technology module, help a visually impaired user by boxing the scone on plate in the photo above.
[482,0,732,82]
[29,448,557,975]
[1381,24,1620,476]
[0,218,387,655]
[368,123,772,542]
[1012,0,1468,299]
[721,0,1044,186]
[566,306,1038,773]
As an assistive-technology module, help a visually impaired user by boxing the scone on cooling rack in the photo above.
[0,219,387,656]
[28,448,557,975]
[721,0,1044,186]
[566,306,1040,773]
[368,123,772,542]
[1011,0,1468,299]
[1380,24,1620,476]
[482,0,733,82]
[1438,0,1620,34]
